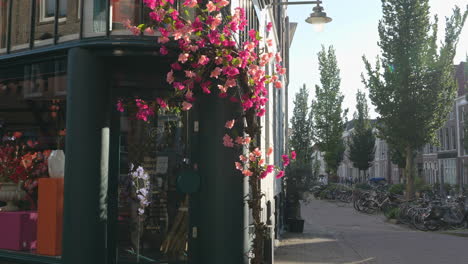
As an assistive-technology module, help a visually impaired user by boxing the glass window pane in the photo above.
[82,0,106,37]
[58,0,81,42]
[117,110,189,263]
[0,59,66,256]
[10,0,31,51]
[0,0,8,53]
[111,0,141,35]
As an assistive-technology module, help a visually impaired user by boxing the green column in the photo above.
[62,47,109,264]
[194,93,244,264]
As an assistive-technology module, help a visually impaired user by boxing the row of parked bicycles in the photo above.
[313,183,468,231]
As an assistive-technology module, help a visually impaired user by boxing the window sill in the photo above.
[0,250,61,264]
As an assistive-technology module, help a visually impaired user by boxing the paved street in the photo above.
[275,198,468,264]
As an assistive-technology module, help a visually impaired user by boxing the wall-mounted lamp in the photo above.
[272,1,332,32]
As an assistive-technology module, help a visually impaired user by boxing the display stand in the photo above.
[37,178,64,256]
[0,211,38,251]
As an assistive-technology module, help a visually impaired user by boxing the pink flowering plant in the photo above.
[117,0,294,262]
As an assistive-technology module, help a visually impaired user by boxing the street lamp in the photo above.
[273,1,333,32]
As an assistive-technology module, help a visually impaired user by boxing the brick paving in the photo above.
[275,199,468,264]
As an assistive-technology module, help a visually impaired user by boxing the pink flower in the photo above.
[185,70,196,78]
[198,55,210,65]
[235,162,243,171]
[116,100,124,112]
[235,136,244,145]
[253,147,262,157]
[259,159,265,166]
[242,170,253,177]
[267,147,273,156]
[243,137,251,144]
[223,134,234,147]
[182,101,192,111]
[207,1,216,12]
[225,119,235,129]
[266,165,274,173]
[266,22,273,32]
[224,66,240,77]
[178,53,190,63]
[210,67,222,78]
[256,108,266,117]
[171,62,182,71]
[282,154,290,167]
[239,155,248,162]
[275,53,282,63]
[173,82,185,90]
[274,81,282,89]
[267,39,273,47]
[201,81,211,94]
[291,151,296,160]
[225,78,236,87]
[217,0,229,7]
[158,36,170,43]
[156,98,168,109]
[249,153,256,162]
[166,70,174,84]
[183,0,198,7]
[144,27,155,35]
[160,46,168,55]
[275,171,285,179]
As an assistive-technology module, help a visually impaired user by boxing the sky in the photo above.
[287,0,468,122]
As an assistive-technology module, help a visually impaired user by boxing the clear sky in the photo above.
[287,0,468,122]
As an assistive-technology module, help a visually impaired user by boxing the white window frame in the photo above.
[40,0,67,23]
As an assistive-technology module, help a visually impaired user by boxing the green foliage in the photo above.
[384,207,400,219]
[348,90,376,171]
[312,46,347,177]
[388,183,405,195]
[354,183,372,190]
[362,0,468,197]
[290,84,313,167]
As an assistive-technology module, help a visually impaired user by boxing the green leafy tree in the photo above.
[312,45,347,182]
[289,84,313,168]
[287,84,314,218]
[348,90,375,180]
[362,1,467,199]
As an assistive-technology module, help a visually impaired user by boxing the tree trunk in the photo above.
[405,146,415,200]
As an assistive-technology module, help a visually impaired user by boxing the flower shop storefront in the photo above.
[0,47,244,264]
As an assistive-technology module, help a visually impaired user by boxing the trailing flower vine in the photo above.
[117,0,295,262]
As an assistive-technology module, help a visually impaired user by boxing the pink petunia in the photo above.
[178,53,190,63]
[156,98,168,109]
[166,70,174,84]
[182,101,192,111]
[266,22,273,32]
[275,171,285,179]
[223,134,234,147]
[210,67,222,78]
[198,55,210,65]
[207,1,216,12]
[235,162,243,171]
[267,147,273,156]
[242,170,253,177]
[160,46,168,55]
[225,119,235,129]
[291,151,296,160]
[282,154,290,167]
[274,81,282,89]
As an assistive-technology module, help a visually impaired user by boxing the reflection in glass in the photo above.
[0,0,7,53]
[111,0,141,35]
[34,0,55,47]
[82,0,106,37]
[58,0,81,42]
[11,0,31,51]
[118,110,189,263]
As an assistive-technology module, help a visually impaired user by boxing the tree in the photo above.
[312,45,347,182]
[362,0,467,199]
[288,84,313,218]
[348,90,375,181]
[290,84,313,168]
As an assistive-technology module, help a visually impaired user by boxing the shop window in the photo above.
[10,0,31,51]
[116,109,190,263]
[0,60,66,257]
[0,0,7,53]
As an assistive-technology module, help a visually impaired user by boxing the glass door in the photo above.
[115,107,190,264]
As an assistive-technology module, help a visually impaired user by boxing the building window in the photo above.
[0,0,7,53]
[40,0,67,22]
[445,127,450,151]
[452,127,456,150]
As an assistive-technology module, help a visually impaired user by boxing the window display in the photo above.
[117,109,189,263]
[0,61,66,257]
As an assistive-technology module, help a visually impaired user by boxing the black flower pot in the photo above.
[288,218,304,233]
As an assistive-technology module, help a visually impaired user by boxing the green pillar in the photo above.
[194,94,244,264]
[62,47,109,264]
